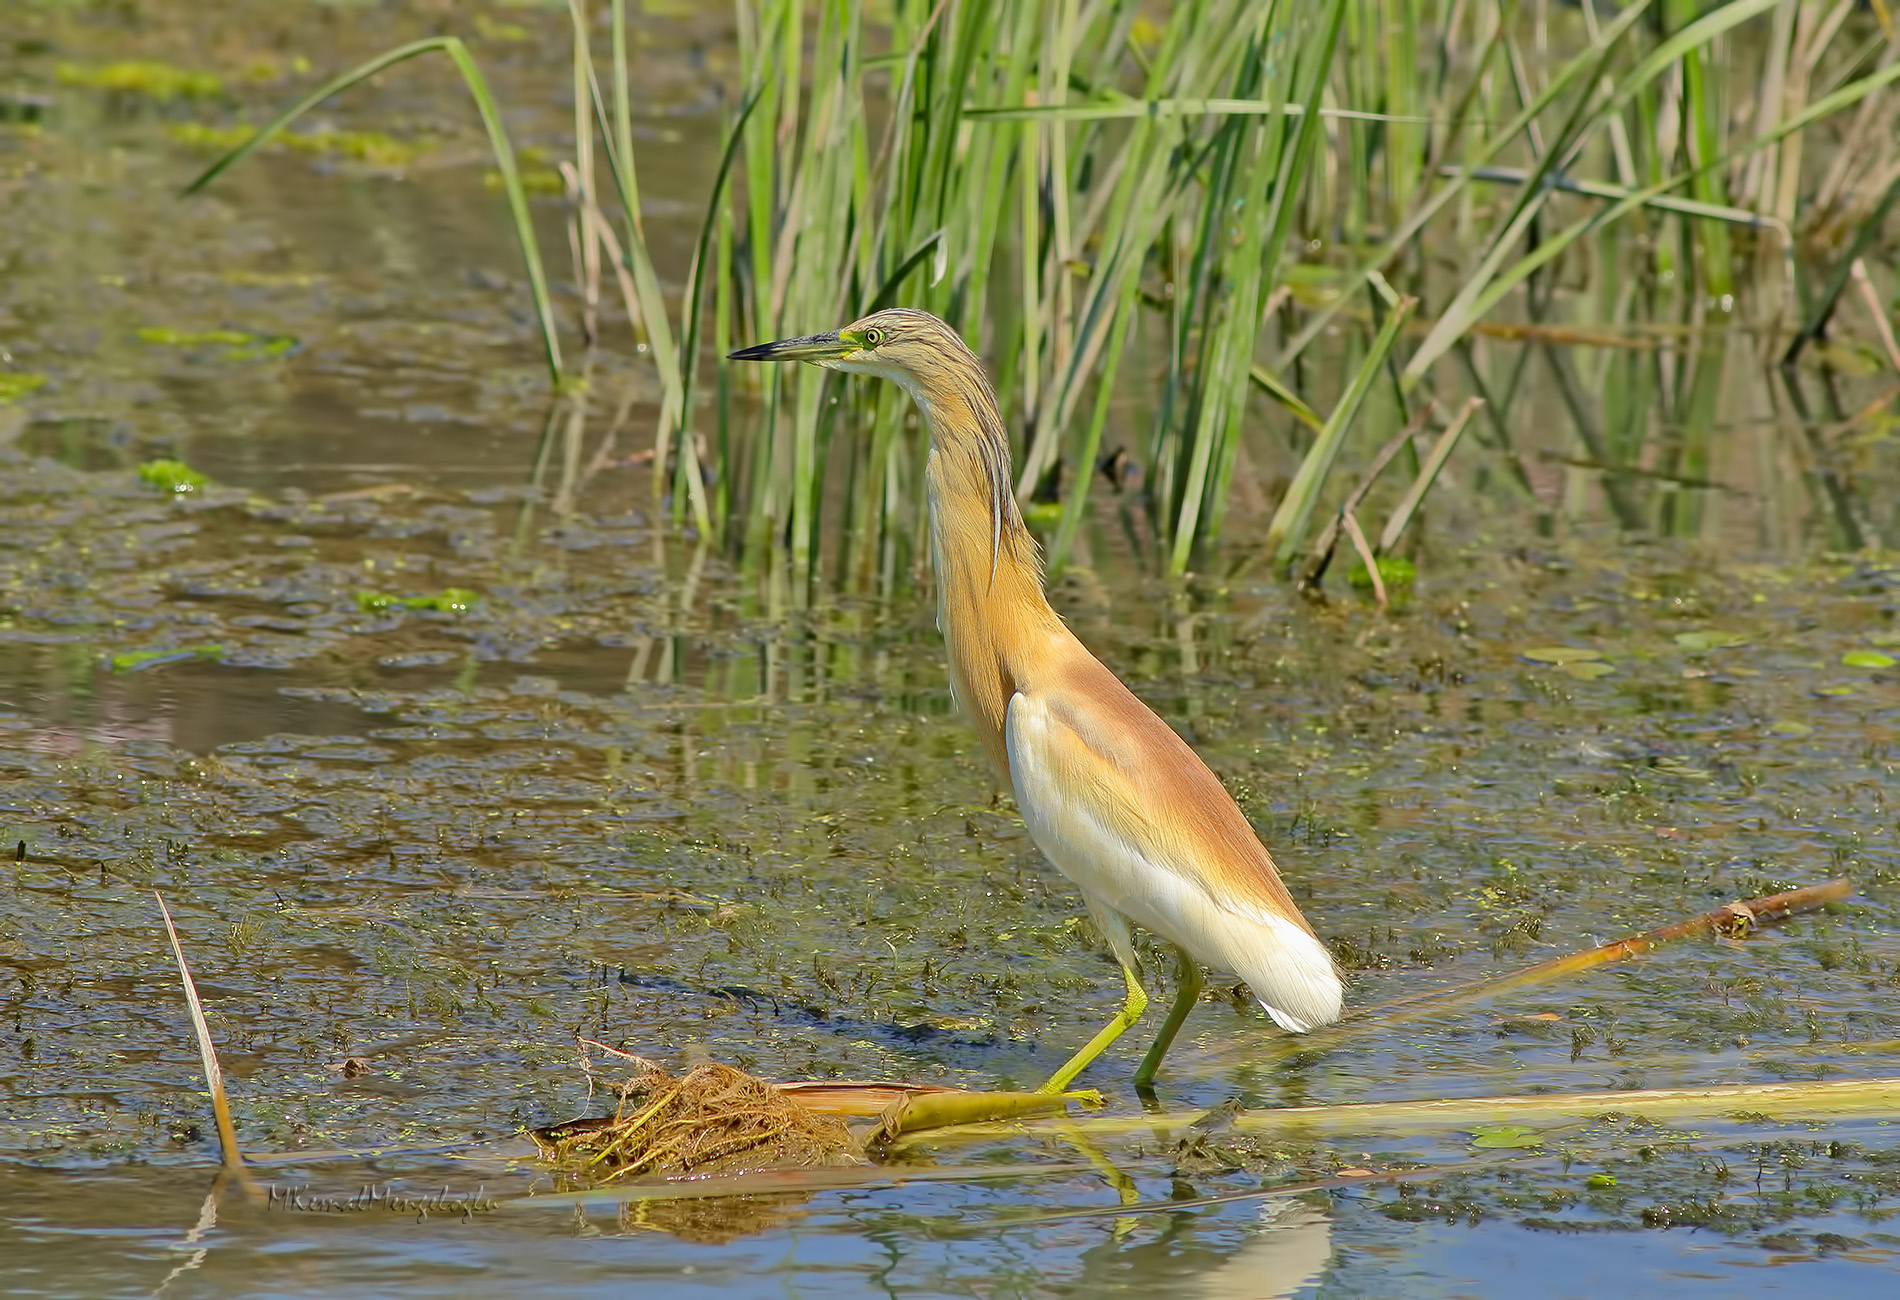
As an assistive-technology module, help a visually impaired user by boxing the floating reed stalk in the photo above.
[908,1075,1900,1148]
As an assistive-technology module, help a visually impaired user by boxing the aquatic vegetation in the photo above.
[1674,630,1752,652]
[182,0,1900,599]
[0,373,44,404]
[181,35,563,397]
[135,458,208,493]
[107,643,223,672]
[1350,557,1416,591]
[56,60,224,101]
[136,326,296,360]
[484,165,565,195]
[1468,1124,1544,1150]
[354,588,480,614]
[167,121,432,169]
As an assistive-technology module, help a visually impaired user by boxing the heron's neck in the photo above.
[915,383,1065,778]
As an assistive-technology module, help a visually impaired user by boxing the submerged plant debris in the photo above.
[532,1055,864,1183]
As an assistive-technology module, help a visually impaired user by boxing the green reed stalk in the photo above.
[183,37,563,387]
[194,0,1900,600]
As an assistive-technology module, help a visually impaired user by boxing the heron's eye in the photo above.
[862,327,885,348]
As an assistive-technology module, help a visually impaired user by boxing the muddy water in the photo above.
[4,3,1900,1297]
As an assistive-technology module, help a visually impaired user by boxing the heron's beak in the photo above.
[727,331,850,364]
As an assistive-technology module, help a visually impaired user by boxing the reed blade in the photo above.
[183,37,564,388]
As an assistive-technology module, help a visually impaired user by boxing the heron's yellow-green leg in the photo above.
[1133,946,1203,1087]
[1036,963,1148,1094]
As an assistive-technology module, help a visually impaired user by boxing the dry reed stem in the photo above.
[1851,258,1900,372]
[1341,510,1385,610]
[1826,382,1900,437]
[1378,395,1482,553]
[1193,878,1852,1072]
[155,892,260,1197]
[1300,400,1435,584]
[1362,877,1853,1023]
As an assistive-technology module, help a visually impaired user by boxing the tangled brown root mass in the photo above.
[532,1059,864,1182]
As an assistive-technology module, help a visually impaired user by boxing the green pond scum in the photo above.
[0,374,46,405]
[106,643,225,674]
[136,458,208,493]
[0,0,1897,1296]
[136,326,298,361]
[54,60,226,102]
[168,121,436,170]
[355,588,480,615]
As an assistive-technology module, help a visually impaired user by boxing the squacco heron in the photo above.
[730,308,1343,1090]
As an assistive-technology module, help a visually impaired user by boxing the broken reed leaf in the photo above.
[1842,649,1897,669]
[1299,403,1435,588]
[1265,296,1418,570]
[1377,395,1484,555]
[183,35,563,388]
[1247,362,1326,431]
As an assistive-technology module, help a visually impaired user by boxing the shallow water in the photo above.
[4,3,1900,1297]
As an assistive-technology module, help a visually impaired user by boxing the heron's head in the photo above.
[727,308,978,405]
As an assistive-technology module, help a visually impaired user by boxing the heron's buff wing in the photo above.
[1004,659,1343,1033]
